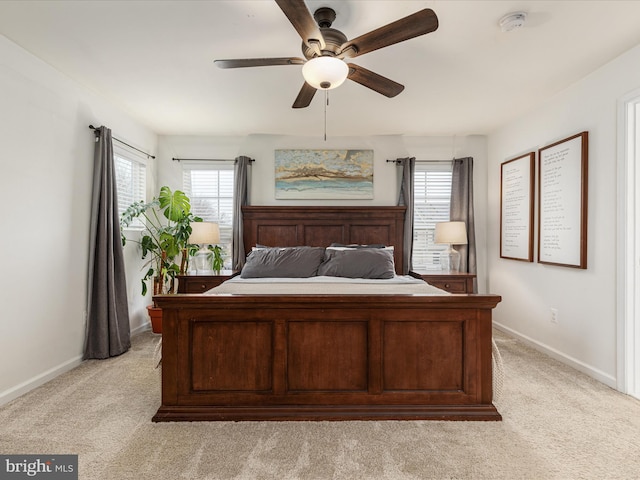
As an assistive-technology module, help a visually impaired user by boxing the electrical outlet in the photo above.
[550,308,559,324]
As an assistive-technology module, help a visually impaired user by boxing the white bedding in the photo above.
[205,275,449,296]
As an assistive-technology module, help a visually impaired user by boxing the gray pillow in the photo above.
[241,247,325,278]
[318,248,395,279]
[329,243,387,249]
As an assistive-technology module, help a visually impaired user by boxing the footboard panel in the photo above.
[153,294,501,421]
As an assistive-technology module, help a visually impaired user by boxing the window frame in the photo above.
[113,144,147,231]
[181,161,235,252]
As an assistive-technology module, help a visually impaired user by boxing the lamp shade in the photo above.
[188,222,220,245]
[302,56,349,90]
[435,221,467,245]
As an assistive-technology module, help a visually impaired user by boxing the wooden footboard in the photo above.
[152,293,502,422]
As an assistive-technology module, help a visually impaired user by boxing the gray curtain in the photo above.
[232,156,251,270]
[396,157,415,274]
[450,157,477,289]
[84,126,131,359]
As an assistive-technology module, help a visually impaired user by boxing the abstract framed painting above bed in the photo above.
[153,206,502,422]
[274,149,374,200]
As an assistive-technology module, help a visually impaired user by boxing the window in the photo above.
[114,146,147,228]
[412,162,452,271]
[182,163,235,251]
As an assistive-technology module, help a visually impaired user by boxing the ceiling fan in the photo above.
[214,0,439,108]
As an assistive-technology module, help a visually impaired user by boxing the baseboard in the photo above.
[131,322,150,336]
[0,355,83,407]
[493,322,617,389]
[0,326,151,407]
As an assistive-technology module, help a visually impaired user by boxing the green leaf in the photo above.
[166,263,180,275]
[140,235,158,258]
[158,186,191,223]
[207,244,225,271]
[159,232,180,259]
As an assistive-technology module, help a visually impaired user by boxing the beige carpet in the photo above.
[1,330,639,480]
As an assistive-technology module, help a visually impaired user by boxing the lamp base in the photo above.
[440,246,461,273]
[193,248,213,275]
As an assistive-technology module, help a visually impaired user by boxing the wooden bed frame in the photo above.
[153,206,502,422]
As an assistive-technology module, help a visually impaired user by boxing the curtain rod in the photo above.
[172,157,255,163]
[386,159,454,164]
[89,125,155,159]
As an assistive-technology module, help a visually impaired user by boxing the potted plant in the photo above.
[210,245,225,273]
[120,186,201,333]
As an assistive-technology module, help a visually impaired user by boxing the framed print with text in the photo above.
[500,152,535,262]
[537,132,588,268]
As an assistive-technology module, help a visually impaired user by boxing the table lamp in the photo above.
[188,222,220,274]
[435,221,467,272]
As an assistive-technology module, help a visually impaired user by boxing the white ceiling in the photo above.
[1,1,640,138]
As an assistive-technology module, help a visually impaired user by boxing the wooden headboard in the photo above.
[242,206,406,274]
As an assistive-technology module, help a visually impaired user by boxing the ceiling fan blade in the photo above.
[292,82,317,108]
[339,9,438,59]
[347,64,404,98]
[275,0,325,51]
[214,57,305,69]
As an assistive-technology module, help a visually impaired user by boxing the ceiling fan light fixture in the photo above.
[302,56,349,90]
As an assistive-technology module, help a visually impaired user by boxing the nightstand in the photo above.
[412,272,476,293]
[176,271,237,293]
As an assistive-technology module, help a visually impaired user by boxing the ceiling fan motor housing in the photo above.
[302,8,348,59]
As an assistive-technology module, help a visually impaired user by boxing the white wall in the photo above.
[487,43,640,387]
[0,35,157,405]
[156,134,490,293]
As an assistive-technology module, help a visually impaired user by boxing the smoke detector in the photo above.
[499,11,527,32]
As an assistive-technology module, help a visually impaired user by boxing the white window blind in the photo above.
[114,147,146,229]
[412,163,453,271]
[182,164,235,249]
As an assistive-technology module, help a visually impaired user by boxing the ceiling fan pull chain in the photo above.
[324,89,328,141]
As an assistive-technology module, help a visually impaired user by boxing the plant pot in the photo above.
[147,305,162,334]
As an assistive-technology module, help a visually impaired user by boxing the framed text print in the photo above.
[500,152,535,262]
[537,132,588,268]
